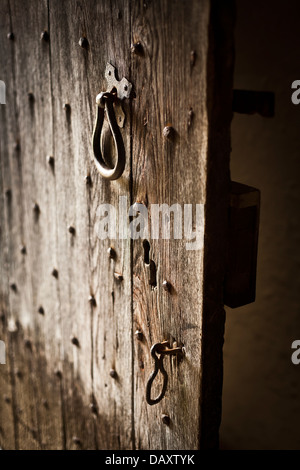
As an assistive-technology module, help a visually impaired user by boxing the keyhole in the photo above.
[143,239,150,264]
[148,260,157,287]
[143,240,157,287]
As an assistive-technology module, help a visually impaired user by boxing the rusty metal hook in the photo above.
[146,341,183,406]
[92,91,125,180]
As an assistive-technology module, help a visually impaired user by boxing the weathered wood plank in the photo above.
[49,0,132,449]
[0,0,64,449]
[0,0,39,449]
[83,0,133,449]
[0,1,17,450]
[131,0,208,449]
[131,0,234,449]
[48,0,95,450]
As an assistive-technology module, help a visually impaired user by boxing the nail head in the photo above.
[70,336,80,347]
[38,306,45,315]
[88,295,96,307]
[10,283,17,292]
[162,280,171,292]
[89,403,98,415]
[163,126,174,139]
[78,37,88,49]
[135,330,143,341]
[162,414,170,425]
[47,155,54,166]
[20,245,27,255]
[51,268,58,279]
[33,203,40,213]
[107,247,116,259]
[40,31,49,41]
[24,339,32,349]
[85,175,92,185]
[131,42,143,55]
[55,369,62,379]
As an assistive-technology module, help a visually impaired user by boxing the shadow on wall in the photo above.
[220,0,300,450]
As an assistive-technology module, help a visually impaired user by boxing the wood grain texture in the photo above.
[0,0,63,450]
[48,0,132,449]
[10,0,65,449]
[131,0,208,450]
[131,0,234,449]
[0,0,234,450]
[0,1,17,450]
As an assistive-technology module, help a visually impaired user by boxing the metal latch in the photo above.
[225,88,275,307]
[146,341,183,406]
[224,181,260,308]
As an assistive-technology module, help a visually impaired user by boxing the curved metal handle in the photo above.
[92,92,125,180]
[146,343,169,406]
[146,341,183,406]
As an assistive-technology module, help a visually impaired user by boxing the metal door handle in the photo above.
[93,91,125,180]
[92,63,132,181]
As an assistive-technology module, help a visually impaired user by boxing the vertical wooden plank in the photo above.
[11,0,64,448]
[49,0,132,449]
[131,0,234,449]
[131,0,209,450]
[0,0,64,449]
[48,0,95,449]
[0,2,17,450]
[0,0,39,449]
[87,1,133,448]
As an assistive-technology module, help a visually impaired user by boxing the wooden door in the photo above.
[0,0,234,450]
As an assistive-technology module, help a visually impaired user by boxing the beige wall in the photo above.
[220,0,300,449]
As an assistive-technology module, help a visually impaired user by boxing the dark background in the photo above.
[220,0,300,449]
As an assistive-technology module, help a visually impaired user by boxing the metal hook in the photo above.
[146,341,183,406]
[92,63,132,181]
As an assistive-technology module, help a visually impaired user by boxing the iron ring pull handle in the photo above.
[146,341,183,406]
[92,91,125,180]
